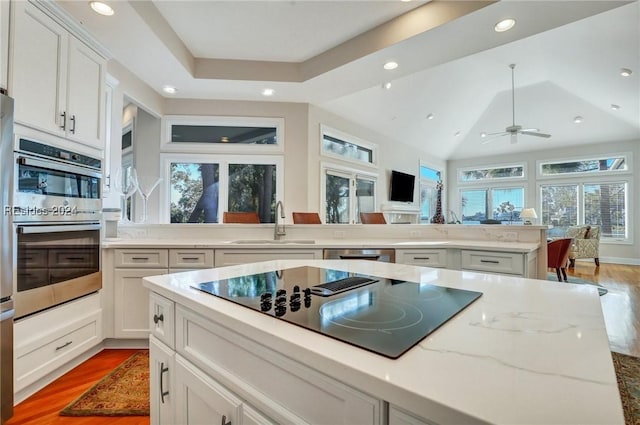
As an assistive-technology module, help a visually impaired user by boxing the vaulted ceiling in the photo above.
[57,0,640,160]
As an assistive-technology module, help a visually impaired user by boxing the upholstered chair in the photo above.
[359,212,387,224]
[547,238,573,282]
[223,212,260,223]
[292,212,322,224]
[566,225,601,267]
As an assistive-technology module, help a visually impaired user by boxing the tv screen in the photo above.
[389,170,415,202]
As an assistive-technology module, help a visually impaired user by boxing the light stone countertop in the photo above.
[143,259,622,425]
[102,238,540,252]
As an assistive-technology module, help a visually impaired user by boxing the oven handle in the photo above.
[17,155,102,179]
[17,223,101,234]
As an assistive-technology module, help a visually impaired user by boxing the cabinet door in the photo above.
[175,356,241,425]
[114,268,167,338]
[150,292,175,349]
[66,36,104,148]
[242,404,277,425]
[150,337,175,425]
[11,1,67,136]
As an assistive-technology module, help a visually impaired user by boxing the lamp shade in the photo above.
[521,208,537,225]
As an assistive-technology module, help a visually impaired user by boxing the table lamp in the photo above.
[521,208,538,225]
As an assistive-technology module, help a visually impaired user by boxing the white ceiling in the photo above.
[57,0,640,161]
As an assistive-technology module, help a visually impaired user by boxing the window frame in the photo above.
[319,124,378,168]
[161,115,285,154]
[536,152,631,179]
[457,162,527,184]
[459,185,526,224]
[159,153,284,224]
[320,161,378,224]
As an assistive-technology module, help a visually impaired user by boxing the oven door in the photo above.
[14,223,101,319]
[13,154,101,222]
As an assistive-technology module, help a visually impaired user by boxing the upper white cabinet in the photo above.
[10,2,105,150]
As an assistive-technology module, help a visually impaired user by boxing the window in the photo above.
[458,165,524,182]
[461,187,524,224]
[162,116,284,153]
[541,182,628,240]
[419,164,441,223]
[162,154,283,223]
[538,153,631,242]
[323,165,377,224]
[320,125,377,166]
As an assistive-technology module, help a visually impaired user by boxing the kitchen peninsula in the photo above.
[142,259,622,425]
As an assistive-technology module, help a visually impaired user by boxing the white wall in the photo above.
[446,140,640,264]
[307,105,447,215]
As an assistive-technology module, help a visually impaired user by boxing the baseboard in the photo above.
[581,257,640,266]
[102,338,149,349]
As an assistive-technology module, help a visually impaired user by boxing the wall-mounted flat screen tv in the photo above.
[389,170,415,202]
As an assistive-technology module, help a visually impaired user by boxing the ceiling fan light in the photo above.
[494,18,516,32]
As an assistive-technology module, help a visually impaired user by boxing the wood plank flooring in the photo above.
[6,349,149,425]
[6,262,639,425]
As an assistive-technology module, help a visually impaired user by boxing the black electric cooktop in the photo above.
[192,266,482,359]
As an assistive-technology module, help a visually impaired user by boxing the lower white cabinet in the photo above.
[460,250,526,276]
[114,268,167,338]
[150,336,175,425]
[396,249,447,268]
[214,249,322,267]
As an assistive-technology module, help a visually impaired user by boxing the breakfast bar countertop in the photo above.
[143,259,623,425]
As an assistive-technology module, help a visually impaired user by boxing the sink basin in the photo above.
[230,239,315,244]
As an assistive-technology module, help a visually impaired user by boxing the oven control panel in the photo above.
[18,138,101,170]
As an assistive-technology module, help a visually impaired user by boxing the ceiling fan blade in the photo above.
[481,133,508,145]
[520,131,551,138]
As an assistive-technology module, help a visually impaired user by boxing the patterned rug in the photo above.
[60,350,149,416]
[613,352,640,425]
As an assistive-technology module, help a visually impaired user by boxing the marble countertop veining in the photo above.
[142,259,623,425]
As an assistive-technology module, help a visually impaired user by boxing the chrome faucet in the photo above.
[274,200,286,240]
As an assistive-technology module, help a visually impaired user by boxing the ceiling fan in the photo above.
[482,64,551,144]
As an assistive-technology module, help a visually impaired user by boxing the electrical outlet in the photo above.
[334,230,346,238]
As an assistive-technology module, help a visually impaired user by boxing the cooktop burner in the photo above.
[192,266,482,359]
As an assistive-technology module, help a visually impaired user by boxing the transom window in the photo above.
[539,155,628,177]
[320,125,377,166]
[458,164,525,182]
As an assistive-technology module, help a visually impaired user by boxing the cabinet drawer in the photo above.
[461,250,524,276]
[397,249,447,268]
[115,249,168,268]
[176,305,381,425]
[15,309,102,390]
[169,249,214,269]
[150,292,175,349]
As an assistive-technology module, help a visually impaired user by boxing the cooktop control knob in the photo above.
[260,301,272,312]
[293,285,300,293]
[274,305,286,317]
[276,289,286,297]
[304,297,312,308]
[290,301,301,312]
[260,292,272,303]
[290,293,301,303]
[303,288,311,297]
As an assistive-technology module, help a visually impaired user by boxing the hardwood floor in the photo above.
[566,261,640,357]
[6,262,638,424]
[7,349,149,425]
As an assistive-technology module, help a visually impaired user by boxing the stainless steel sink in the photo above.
[230,239,315,244]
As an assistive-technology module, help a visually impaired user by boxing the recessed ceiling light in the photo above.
[573,116,583,124]
[480,132,487,138]
[383,61,398,70]
[220,136,229,143]
[382,82,392,90]
[611,104,621,110]
[162,85,177,94]
[261,88,274,96]
[89,1,114,16]
[494,18,516,32]
[620,68,633,77]
[426,113,435,120]
[454,131,461,137]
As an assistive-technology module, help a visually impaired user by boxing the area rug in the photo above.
[60,350,149,416]
[613,352,640,425]
[546,272,608,296]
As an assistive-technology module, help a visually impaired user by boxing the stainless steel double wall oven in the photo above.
[11,138,102,319]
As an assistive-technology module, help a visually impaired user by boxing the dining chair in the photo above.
[359,212,387,224]
[292,212,322,224]
[547,238,573,282]
[223,212,260,223]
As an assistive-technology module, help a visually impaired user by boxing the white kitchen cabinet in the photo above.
[460,250,526,276]
[10,1,105,150]
[150,292,175,349]
[389,405,437,425]
[113,249,213,338]
[396,249,447,268]
[150,336,175,425]
[214,248,322,267]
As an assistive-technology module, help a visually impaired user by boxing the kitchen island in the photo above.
[142,259,622,425]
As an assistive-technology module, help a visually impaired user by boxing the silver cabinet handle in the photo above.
[414,257,431,260]
[181,257,199,261]
[221,415,231,425]
[70,114,76,134]
[160,362,169,403]
[60,111,66,130]
[480,259,500,264]
[131,257,150,261]
[55,341,72,351]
